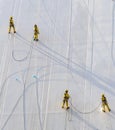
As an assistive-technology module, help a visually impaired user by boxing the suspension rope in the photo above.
[12,49,30,62]
[69,98,101,114]
[67,108,72,121]
[64,111,68,130]
[11,33,31,62]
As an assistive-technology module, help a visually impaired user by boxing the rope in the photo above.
[111,4,115,66]
[35,71,43,130]
[69,98,101,114]
[12,50,30,62]
[67,108,72,121]
[22,40,33,130]
[64,111,68,130]
[10,33,30,62]
[9,0,28,62]
[64,108,72,130]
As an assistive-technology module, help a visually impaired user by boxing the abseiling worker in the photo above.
[101,94,111,112]
[62,90,70,109]
[8,16,16,33]
[33,24,40,41]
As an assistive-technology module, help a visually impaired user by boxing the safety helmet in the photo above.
[10,16,13,19]
[102,94,104,97]
[65,90,68,93]
[34,24,37,27]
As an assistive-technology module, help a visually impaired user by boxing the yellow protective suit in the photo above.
[101,95,111,112]
[62,90,70,109]
[8,17,16,33]
[34,25,39,41]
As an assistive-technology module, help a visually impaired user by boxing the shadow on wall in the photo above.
[15,33,115,98]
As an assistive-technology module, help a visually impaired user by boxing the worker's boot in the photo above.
[108,109,111,112]
[36,39,38,41]
[66,106,70,110]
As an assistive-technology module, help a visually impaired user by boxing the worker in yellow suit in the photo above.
[8,16,16,33]
[62,90,70,109]
[34,24,39,41]
[101,94,111,112]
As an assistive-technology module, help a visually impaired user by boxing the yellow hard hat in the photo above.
[65,90,68,93]
[10,16,13,19]
[102,94,104,97]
